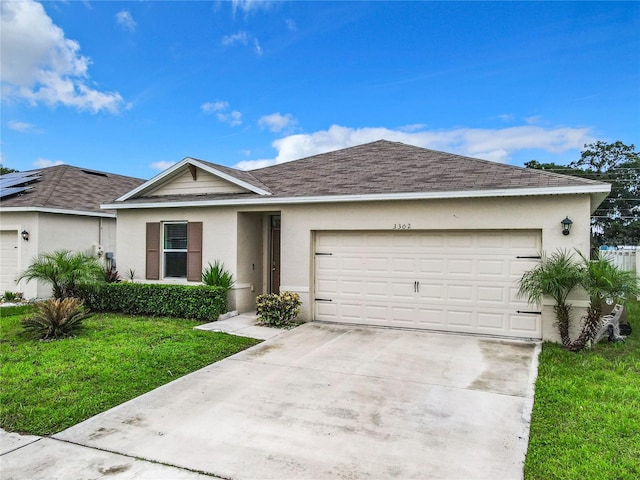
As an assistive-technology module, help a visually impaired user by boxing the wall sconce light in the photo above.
[561,217,573,236]
[21,230,29,241]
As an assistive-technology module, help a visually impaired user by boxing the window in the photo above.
[146,222,202,281]
[163,223,187,278]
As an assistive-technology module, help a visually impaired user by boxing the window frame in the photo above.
[162,221,188,279]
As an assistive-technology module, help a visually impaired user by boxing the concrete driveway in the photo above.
[2,323,540,479]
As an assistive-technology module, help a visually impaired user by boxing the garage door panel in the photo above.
[447,285,474,302]
[416,258,444,275]
[0,231,19,292]
[315,230,542,339]
[509,314,540,335]
[478,259,507,276]
[477,312,506,330]
[447,310,474,327]
[447,259,475,275]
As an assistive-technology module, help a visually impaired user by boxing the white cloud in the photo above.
[150,161,176,171]
[232,0,273,15]
[0,0,125,113]
[201,101,229,113]
[258,112,297,133]
[222,31,248,46]
[221,31,263,55]
[34,158,63,168]
[496,114,514,122]
[234,124,595,170]
[8,120,36,133]
[115,10,136,32]
[201,100,242,126]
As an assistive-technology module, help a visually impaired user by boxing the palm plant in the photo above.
[569,252,640,351]
[21,297,91,340]
[518,250,583,346]
[18,250,105,299]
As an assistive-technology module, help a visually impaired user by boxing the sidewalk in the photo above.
[194,312,287,340]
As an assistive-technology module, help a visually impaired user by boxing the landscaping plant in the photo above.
[21,297,91,340]
[569,251,640,351]
[18,250,105,299]
[518,249,639,351]
[518,250,582,346]
[256,291,301,327]
[202,261,235,292]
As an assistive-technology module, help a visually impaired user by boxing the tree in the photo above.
[518,250,582,346]
[0,166,19,175]
[518,249,639,351]
[18,250,105,299]
[568,251,639,351]
[526,141,640,247]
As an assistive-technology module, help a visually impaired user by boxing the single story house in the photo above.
[103,140,611,341]
[0,165,144,298]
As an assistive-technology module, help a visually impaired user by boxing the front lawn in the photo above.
[525,300,640,480]
[0,309,260,435]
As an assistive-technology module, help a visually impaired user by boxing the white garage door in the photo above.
[0,230,19,293]
[314,230,542,339]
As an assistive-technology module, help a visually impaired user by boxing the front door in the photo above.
[270,215,281,294]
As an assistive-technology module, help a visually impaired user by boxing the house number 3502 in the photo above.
[393,223,411,230]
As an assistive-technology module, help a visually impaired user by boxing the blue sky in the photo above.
[1,1,639,179]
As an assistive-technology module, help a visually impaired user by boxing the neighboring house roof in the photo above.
[103,140,611,210]
[0,165,145,217]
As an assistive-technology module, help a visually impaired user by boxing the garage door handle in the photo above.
[517,310,542,315]
[315,298,333,302]
[414,281,420,293]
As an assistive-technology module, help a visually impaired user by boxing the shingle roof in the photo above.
[0,165,145,214]
[111,140,609,207]
[249,140,605,197]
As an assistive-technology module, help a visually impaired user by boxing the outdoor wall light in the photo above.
[21,230,29,241]
[561,217,573,236]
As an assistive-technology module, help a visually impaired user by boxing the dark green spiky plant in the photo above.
[518,250,583,346]
[202,261,235,292]
[569,252,640,351]
[21,298,91,340]
[18,250,105,299]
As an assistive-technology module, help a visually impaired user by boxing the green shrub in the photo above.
[17,250,104,299]
[256,291,301,327]
[21,298,91,340]
[202,261,234,292]
[2,291,19,302]
[77,283,226,321]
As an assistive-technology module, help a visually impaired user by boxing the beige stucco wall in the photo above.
[0,211,116,298]
[277,194,593,342]
[115,193,593,341]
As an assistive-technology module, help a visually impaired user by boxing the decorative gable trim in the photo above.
[116,158,270,201]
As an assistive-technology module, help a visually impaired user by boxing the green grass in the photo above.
[525,299,640,480]
[0,311,260,435]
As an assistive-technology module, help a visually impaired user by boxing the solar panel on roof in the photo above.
[0,185,32,199]
[0,171,41,187]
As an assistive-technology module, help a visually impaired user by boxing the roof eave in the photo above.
[102,184,612,210]
[0,206,117,218]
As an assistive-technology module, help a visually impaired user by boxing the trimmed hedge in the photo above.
[77,283,226,321]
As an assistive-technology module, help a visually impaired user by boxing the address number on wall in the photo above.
[392,223,412,230]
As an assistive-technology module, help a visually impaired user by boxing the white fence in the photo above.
[601,247,638,273]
